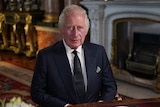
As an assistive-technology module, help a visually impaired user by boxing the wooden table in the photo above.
[70,98,160,107]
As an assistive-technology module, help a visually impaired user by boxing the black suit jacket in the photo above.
[31,40,117,107]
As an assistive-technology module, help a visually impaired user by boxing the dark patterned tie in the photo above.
[72,50,85,102]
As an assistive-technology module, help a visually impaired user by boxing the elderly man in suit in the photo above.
[31,4,117,107]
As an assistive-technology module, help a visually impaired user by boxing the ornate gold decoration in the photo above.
[0,13,5,33]
[0,13,8,49]
[43,14,59,23]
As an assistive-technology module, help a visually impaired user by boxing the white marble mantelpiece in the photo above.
[80,0,160,59]
[80,0,160,94]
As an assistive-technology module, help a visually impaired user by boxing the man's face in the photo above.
[60,12,88,49]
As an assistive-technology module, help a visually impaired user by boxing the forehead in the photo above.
[65,12,85,25]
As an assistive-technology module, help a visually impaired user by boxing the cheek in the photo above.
[63,31,73,41]
[62,29,71,36]
[65,31,72,37]
[81,30,88,37]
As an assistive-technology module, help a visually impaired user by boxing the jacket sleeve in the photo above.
[30,51,67,107]
[100,46,117,101]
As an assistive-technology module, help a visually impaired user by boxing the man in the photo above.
[31,4,117,107]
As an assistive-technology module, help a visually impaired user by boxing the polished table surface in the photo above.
[70,98,160,107]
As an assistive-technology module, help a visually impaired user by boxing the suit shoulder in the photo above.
[84,42,105,50]
[38,41,63,55]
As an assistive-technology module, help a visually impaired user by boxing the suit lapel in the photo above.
[83,44,96,98]
[55,41,79,102]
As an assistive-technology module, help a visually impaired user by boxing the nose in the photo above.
[72,26,79,36]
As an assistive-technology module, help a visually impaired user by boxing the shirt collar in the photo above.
[63,39,82,54]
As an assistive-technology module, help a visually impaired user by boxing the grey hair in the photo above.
[58,5,90,30]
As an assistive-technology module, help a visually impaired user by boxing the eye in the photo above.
[77,26,83,30]
[66,26,73,30]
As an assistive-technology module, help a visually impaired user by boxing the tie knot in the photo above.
[72,50,77,55]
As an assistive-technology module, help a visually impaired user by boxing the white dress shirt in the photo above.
[63,40,87,91]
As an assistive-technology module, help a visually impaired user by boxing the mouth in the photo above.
[72,39,79,42]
